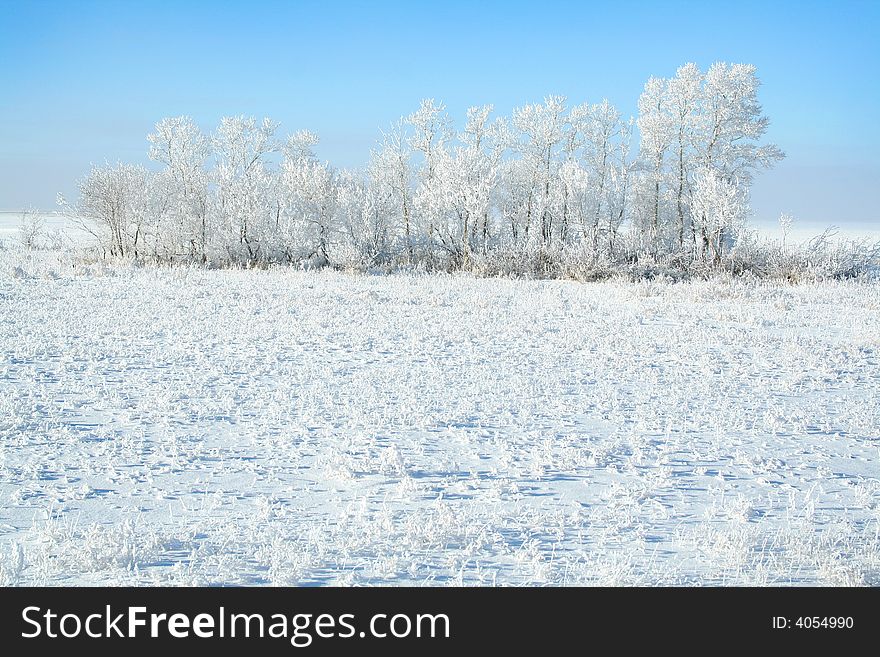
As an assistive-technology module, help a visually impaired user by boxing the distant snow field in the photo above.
[0,211,78,233]
[0,212,95,249]
[1,258,879,585]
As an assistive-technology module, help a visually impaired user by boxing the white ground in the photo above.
[1,246,879,585]
[0,211,93,242]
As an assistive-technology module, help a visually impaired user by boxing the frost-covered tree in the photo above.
[605,117,634,256]
[407,99,453,252]
[507,95,568,245]
[370,121,415,261]
[581,100,628,253]
[335,169,392,267]
[414,104,502,261]
[690,167,747,262]
[78,163,154,258]
[697,63,784,180]
[415,143,497,262]
[690,63,784,255]
[634,62,783,259]
[281,150,337,264]
[407,99,451,179]
[147,116,211,260]
[211,116,279,262]
[284,129,320,163]
[665,63,702,250]
[636,77,673,246]
[461,105,506,251]
[557,158,591,242]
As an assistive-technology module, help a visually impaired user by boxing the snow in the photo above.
[0,211,82,236]
[752,221,880,245]
[0,212,95,252]
[1,256,879,585]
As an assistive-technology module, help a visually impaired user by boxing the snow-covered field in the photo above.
[1,248,879,585]
[0,211,89,239]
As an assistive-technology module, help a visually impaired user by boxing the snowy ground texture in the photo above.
[2,253,879,585]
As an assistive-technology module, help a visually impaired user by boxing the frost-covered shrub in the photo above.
[17,209,45,250]
[753,229,880,282]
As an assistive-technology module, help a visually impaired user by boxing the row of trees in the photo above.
[68,62,784,271]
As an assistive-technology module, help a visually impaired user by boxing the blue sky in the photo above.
[1,0,878,229]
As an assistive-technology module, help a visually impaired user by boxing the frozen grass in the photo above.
[1,253,879,585]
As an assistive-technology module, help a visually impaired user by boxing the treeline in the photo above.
[66,62,827,278]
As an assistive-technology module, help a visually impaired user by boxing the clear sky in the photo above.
[1,0,878,231]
